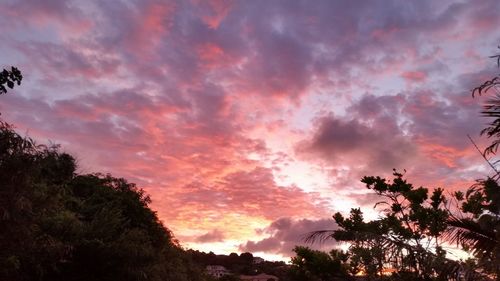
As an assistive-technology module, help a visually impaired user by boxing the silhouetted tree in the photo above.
[304,171,489,280]
[446,178,500,279]
[0,121,206,281]
[239,252,254,265]
[288,246,349,281]
[472,47,500,156]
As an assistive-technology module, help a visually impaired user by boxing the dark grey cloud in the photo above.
[195,229,225,243]
[296,109,416,174]
[239,217,338,257]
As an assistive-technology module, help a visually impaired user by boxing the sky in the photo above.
[1,0,500,261]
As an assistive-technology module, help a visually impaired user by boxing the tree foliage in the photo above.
[445,178,500,278]
[303,171,494,280]
[304,171,478,280]
[288,246,350,281]
[0,121,206,281]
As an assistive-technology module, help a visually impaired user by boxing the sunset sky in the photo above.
[1,0,500,260]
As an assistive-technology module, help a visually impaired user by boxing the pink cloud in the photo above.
[401,71,427,82]
[240,217,337,257]
[0,0,92,34]
[192,0,233,29]
[126,2,176,58]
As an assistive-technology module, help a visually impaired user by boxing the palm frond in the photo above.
[480,93,500,155]
[444,217,497,254]
[472,76,500,97]
[303,230,336,244]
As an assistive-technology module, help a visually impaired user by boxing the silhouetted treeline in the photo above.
[0,121,206,281]
[186,250,291,280]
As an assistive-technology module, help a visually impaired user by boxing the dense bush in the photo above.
[0,121,206,281]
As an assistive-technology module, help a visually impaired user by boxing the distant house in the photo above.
[240,273,279,281]
[206,265,231,278]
